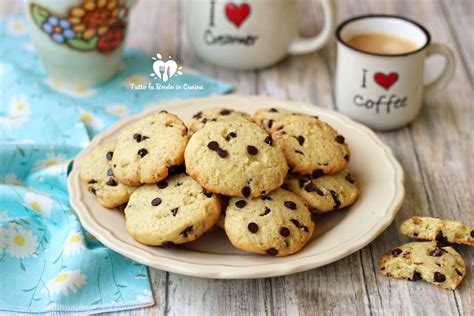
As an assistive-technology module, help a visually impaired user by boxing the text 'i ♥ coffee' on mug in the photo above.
[186,0,337,70]
[23,0,137,86]
[335,15,455,131]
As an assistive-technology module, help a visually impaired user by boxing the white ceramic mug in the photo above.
[335,15,455,130]
[186,0,337,70]
[23,0,136,85]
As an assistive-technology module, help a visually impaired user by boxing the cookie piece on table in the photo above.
[224,188,314,256]
[112,112,189,185]
[285,169,359,214]
[271,115,350,175]
[187,108,253,133]
[400,217,473,246]
[79,142,136,208]
[125,174,221,246]
[253,107,294,133]
[185,121,288,199]
[379,241,466,290]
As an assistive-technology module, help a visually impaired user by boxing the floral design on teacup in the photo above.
[30,0,128,53]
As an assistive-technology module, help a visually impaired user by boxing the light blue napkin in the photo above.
[0,14,232,315]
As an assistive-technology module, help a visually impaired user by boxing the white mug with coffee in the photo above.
[186,0,337,70]
[335,15,455,130]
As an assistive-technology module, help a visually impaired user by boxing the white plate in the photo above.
[68,95,405,279]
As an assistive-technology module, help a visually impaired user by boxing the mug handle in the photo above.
[424,43,455,97]
[288,0,337,55]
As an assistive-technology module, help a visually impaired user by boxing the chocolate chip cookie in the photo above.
[185,121,288,199]
[400,217,473,246]
[112,112,189,185]
[379,241,466,290]
[224,188,314,256]
[253,107,294,133]
[125,174,221,246]
[284,169,360,214]
[188,108,253,133]
[271,115,350,175]
[79,142,136,208]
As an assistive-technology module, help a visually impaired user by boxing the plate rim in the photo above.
[68,95,405,279]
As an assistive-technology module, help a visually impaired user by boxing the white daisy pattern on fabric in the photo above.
[8,95,31,116]
[6,17,26,35]
[3,173,23,186]
[22,191,54,219]
[79,109,105,132]
[42,270,87,297]
[33,152,68,175]
[136,289,153,304]
[106,104,129,117]
[63,231,85,257]
[124,75,149,87]
[0,115,27,132]
[45,79,96,97]
[0,210,9,220]
[5,224,38,259]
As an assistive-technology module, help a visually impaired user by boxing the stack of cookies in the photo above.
[79,107,360,257]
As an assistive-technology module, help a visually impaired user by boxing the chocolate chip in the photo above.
[106,178,118,186]
[180,225,194,238]
[295,150,304,155]
[201,118,208,124]
[345,173,355,184]
[312,169,324,179]
[138,148,148,157]
[391,248,402,256]
[434,272,446,283]
[276,126,284,131]
[151,197,162,206]
[281,183,289,190]
[175,182,183,187]
[412,272,422,281]
[193,111,202,119]
[261,190,266,194]
[471,230,474,238]
[225,132,237,141]
[220,109,231,115]
[107,168,113,176]
[344,154,350,161]
[266,248,278,256]
[267,119,274,129]
[88,179,98,184]
[290,219,302,229]
[335,135,345,144]
[157,181,168,189]
[133,133,142,142]
[279,227,290,237]
[260,196,272,201]
[298,178,306,188]
[304,182,316,192]
[106,151,113,161]
[296,135,305,145]
[162,241,175,248]
[247,145,258,155]
[217,148,228,158]
[430,248,443,257]
[89,187,96,195]
[413,232,418,237]
[264,135,273,145]
[159,110,168,113]
[259,207,271,216]
[241,186,251,198]
[284,201,297,210]
[202,189,213,198]
[315,188,325,196]
[330,190,341,209]
[207,141,219,151]
[435,232,449,247]
[269,108,278,113]
[248,222,258,233]
[455,269,463,276]
[235,200,247,208]
[171,207,179,216]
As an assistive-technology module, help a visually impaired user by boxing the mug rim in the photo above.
[335,14,431,58]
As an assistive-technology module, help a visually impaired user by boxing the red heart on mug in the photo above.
[225,3,251,28]
[374,72,399,90]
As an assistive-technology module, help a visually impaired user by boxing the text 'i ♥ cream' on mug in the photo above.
[23,0,137,85]
[335,15,455,131]
[186,0,337,70]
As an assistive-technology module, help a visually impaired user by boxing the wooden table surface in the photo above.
[2,0,473,315]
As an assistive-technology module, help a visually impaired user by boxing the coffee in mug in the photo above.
[335,15,455,130]
[346,33,418,55]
